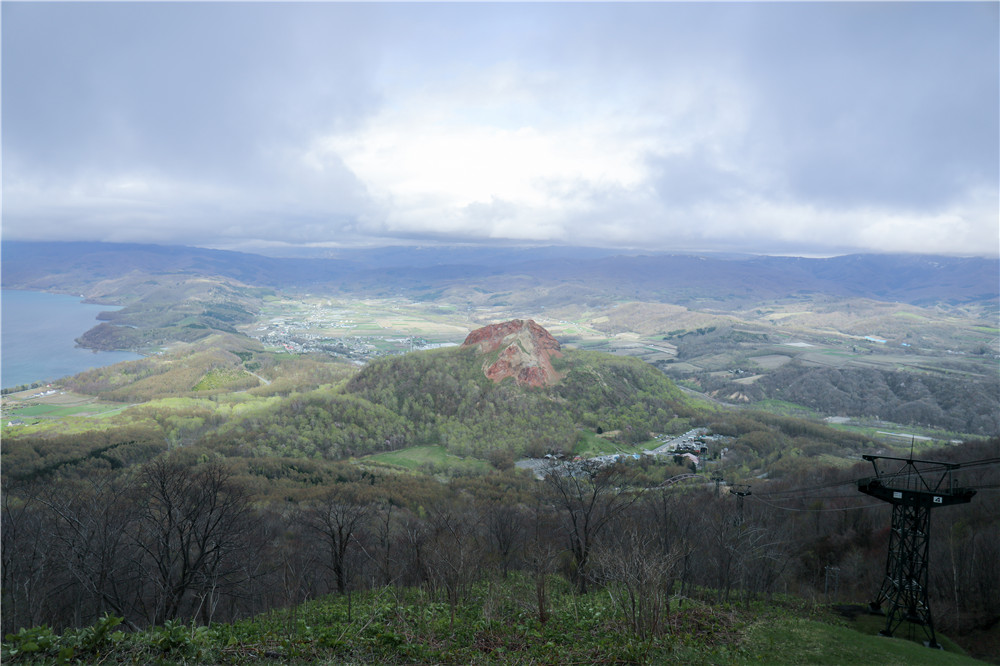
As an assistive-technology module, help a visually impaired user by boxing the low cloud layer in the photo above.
[3,3,997,256]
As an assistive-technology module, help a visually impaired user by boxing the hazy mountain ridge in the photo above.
[1,241,360,295]
[3,241,997,308]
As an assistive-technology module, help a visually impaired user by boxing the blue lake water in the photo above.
[1,290,143,389]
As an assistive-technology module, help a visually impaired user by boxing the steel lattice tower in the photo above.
[729,484,751,526]
[857,454,975,648]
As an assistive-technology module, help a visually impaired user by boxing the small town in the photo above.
[516,428,733,479]
[249,316,456,363]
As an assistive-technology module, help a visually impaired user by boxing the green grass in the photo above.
[573,429,646,457]
[192,367,249,391]
[361,445,493,474]
[742,615,979,665]
[5,403,125,418]
[894,311,930,322]
[8,404,69,417]
[751,399,823,418]
[828,421,974,449]
[89,406,131,419]
[4,582,985,665]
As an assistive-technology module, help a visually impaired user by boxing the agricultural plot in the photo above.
[749,354,793,370]
[1,389,129,429]
[573,339,677,363]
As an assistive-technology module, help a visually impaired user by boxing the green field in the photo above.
[751,399,823,419]
[572,429,650,457]
[362,445,493,474]
[4,402,126,419]
[742,612,980,666]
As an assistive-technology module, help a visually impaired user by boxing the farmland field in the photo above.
[2,388,129,426]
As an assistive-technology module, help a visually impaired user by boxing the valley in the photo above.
[4,280,997,443]
[224,287,997,441]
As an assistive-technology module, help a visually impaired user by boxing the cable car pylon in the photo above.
[857,454,976,648]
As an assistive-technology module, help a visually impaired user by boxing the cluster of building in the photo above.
[249,317,443,364]
[518,428,731,479]
[645,428,715,468]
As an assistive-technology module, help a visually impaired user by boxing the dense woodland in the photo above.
[2,340,999,662]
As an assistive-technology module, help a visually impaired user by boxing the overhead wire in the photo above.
[753,479,858,497]
[751,495,885,512]
[749,456,1000,500]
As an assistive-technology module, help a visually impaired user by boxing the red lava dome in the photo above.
[461,319,563,387]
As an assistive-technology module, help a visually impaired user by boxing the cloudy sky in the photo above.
[3,2,998,257]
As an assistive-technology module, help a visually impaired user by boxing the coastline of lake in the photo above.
[2,290,143,389]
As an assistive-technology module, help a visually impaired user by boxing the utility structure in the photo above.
[729,484,751,526]
[857,454,976,648]
[711,476,725,497]
[824,565,840,599]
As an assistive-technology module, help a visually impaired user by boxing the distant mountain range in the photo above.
[3,240,997,308]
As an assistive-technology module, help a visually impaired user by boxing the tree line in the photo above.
[4,437,997,644]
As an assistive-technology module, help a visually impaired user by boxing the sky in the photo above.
[3,2,998,258]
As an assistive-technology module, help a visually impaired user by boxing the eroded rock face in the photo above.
[462,319,563,387]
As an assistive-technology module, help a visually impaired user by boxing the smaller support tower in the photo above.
[711,476,725,497]
[729,484,751,526]
[858,455,975,648]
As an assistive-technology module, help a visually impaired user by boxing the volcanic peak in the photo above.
[462,319,563,387]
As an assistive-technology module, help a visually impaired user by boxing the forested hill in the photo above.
[189,344,691,465]
[32,328,690,470]
[344,345,689,460]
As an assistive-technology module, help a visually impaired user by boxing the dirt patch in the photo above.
[749,354,792,370]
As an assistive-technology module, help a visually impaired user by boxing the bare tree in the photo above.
[38,473,142,629]
[593,519,680,639]
[543,460,642,593]
[482,500,526,578]
[2,480,61,633]
[422,504,482,630]
[132,459,252,625]
[301,487,370,596]
[522,501,562,625]
[357,499,398,589]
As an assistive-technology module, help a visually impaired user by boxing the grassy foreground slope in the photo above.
[3,579,985,665]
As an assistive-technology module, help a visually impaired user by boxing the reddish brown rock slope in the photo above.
[462,319,563,387]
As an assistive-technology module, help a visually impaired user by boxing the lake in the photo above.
[1,290,143,389]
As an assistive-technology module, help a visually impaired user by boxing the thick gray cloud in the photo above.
[3,2,997,256]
